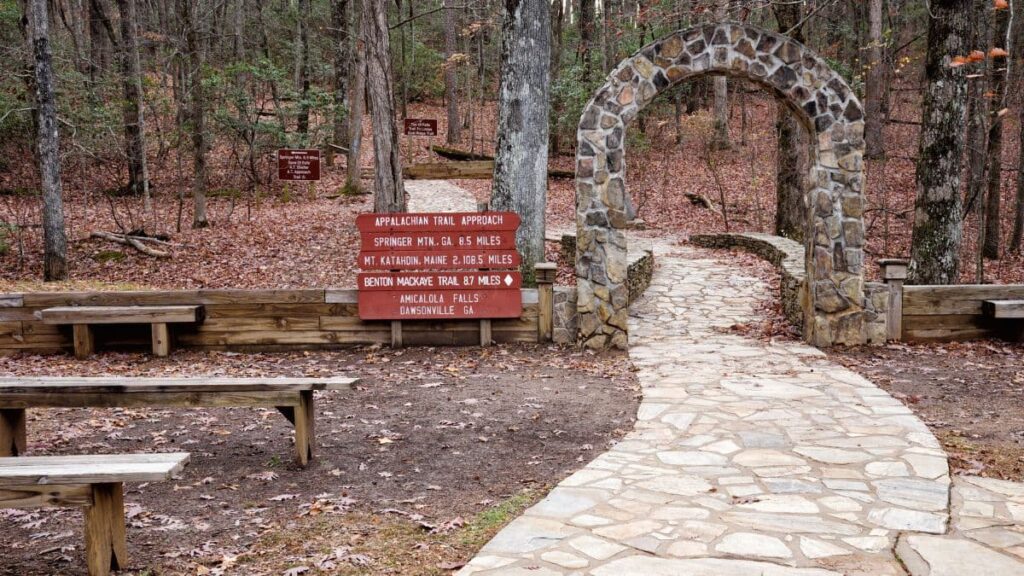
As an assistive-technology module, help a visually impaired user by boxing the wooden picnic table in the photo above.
[0,376,358,465]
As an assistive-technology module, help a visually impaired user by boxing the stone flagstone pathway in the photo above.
[454,242,1024,576]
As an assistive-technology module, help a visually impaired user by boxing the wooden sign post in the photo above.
[277,149,321,200]
[357,211,522,347]
[403,119,438,165]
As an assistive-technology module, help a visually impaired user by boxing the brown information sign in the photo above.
[403,118,438,136]
[357,212,522,320]
[277,149,321,181]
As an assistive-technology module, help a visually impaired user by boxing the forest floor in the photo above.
[0,344,639,575]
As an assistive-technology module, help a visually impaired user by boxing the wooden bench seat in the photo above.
[38,305,205,358]
[983,300,1024,319]
[0,376,358,465]
[0,452,190,576]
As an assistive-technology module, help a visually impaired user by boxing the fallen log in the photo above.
[404,160,574,180]
[90,231,171,258]
[430,145,493,161]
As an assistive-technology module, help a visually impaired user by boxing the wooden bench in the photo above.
[0,452,189,576]
[983,300,1024,319]
[37,305,205,358]
[0,376,358,465]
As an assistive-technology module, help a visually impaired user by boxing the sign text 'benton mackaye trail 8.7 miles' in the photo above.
[356,212,523,320]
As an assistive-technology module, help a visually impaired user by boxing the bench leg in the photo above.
[73,324,95,359]
[0,408,26,456]
[84,482,128,576]
[293,391,315,466]
[151,323,170,357]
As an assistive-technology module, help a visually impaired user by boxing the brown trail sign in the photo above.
[357,212,523,321]
[278,149,321,181]
[403,118,438,136]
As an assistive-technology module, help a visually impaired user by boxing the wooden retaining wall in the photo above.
[0,289,541,355]
[902,285,1024,342]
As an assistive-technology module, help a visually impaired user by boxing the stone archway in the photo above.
[576,22,867,349]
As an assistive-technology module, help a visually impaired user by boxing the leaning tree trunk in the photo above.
[361,0,404,212]
[114,0,150,215]
[907,0,972,285]
[491,0,550,285]
[443,0,460,144]
[864,0,886,158]
[772,2,807,242]
[710,0,730,150]
[28,0,69,281]
[330,0,350,168]
[982,4,1011,260]
[181,0,208,228]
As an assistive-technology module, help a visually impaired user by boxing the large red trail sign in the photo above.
[356,212,523,320]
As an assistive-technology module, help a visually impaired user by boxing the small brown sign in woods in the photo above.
[277,149,321,181]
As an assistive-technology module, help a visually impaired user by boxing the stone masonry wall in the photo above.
[576,22,868,349]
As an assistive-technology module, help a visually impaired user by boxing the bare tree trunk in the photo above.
[361,0,404,212]
[88,0,110,84]
[181,0,209,228]
[578,0,595,81]
[491,0,550,284]
[114,0,151,216]
[444,0,460,144]
[28,0,69,280]
[908,0,971,284]
[1013,109,1024,251]
[864,0,886,158]
[773,2,807,241]
[346,17,366,194]
[710,0,729,150]
[983,3,1011,259]
[296,0,311,135]
[604,0,618,74]
[329,0,350,168]
[1013,7,1024,252]
[964,0,990,222]
[548,0,564,155]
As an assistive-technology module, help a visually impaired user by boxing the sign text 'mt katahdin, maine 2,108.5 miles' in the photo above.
[356,212,524,320]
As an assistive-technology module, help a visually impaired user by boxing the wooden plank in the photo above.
[902,314,992,331]
[325,289,358,304]
[0,391,302,410]
[194,289,325,305]
[0,409,26,456]
[151,323,170,356]
[176,330,353,346]
[22,291,203,307]
[204,303,339,318]
[294,390,314,465]
[0,376,358,393]
[903,285,1024,315]
[0,453,190,486]
[84,482,127,575]
[0,484,93,508]
[20,321,61,335]
[197,316,321,332]
[73,325,95,359]
[983,300,1024,319]
[0,308,44,322]
[0,295,24,308]
[40,305,202,325]
[0,322,21,338]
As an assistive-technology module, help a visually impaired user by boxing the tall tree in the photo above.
[491,0,550,283]
[773,2,807,242]
[864,0,886,158]
[907,0,972,284]
[181,0,209,228]
[1013,5,1024,253]
[578,0,595,81]
[114,0,151,214]
[982,2,1011,259]
[443,0,460,144]
[345,17,366,195]
[361,0,404,212]
[330,0,350,167]
[710,0,730,150]
[295,0,311,135]
[28,0,69,280]
[963,0,989,230]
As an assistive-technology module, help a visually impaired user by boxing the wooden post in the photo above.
[73,324,94,359]
[84,482,128,576]
[0,408,27,456]
[477,200,492,346]
[879,259,908,341]
[293,390,315,465]
[390,320,403,348]
[535,262,557,342]
[151,323,170,357]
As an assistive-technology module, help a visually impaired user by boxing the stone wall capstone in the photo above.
[575,22,867,349]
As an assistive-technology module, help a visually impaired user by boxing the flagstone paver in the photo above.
[454,242,1024,575]
[405,179,478,212]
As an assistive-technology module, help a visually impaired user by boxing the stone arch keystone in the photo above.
[575,22,867,349]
